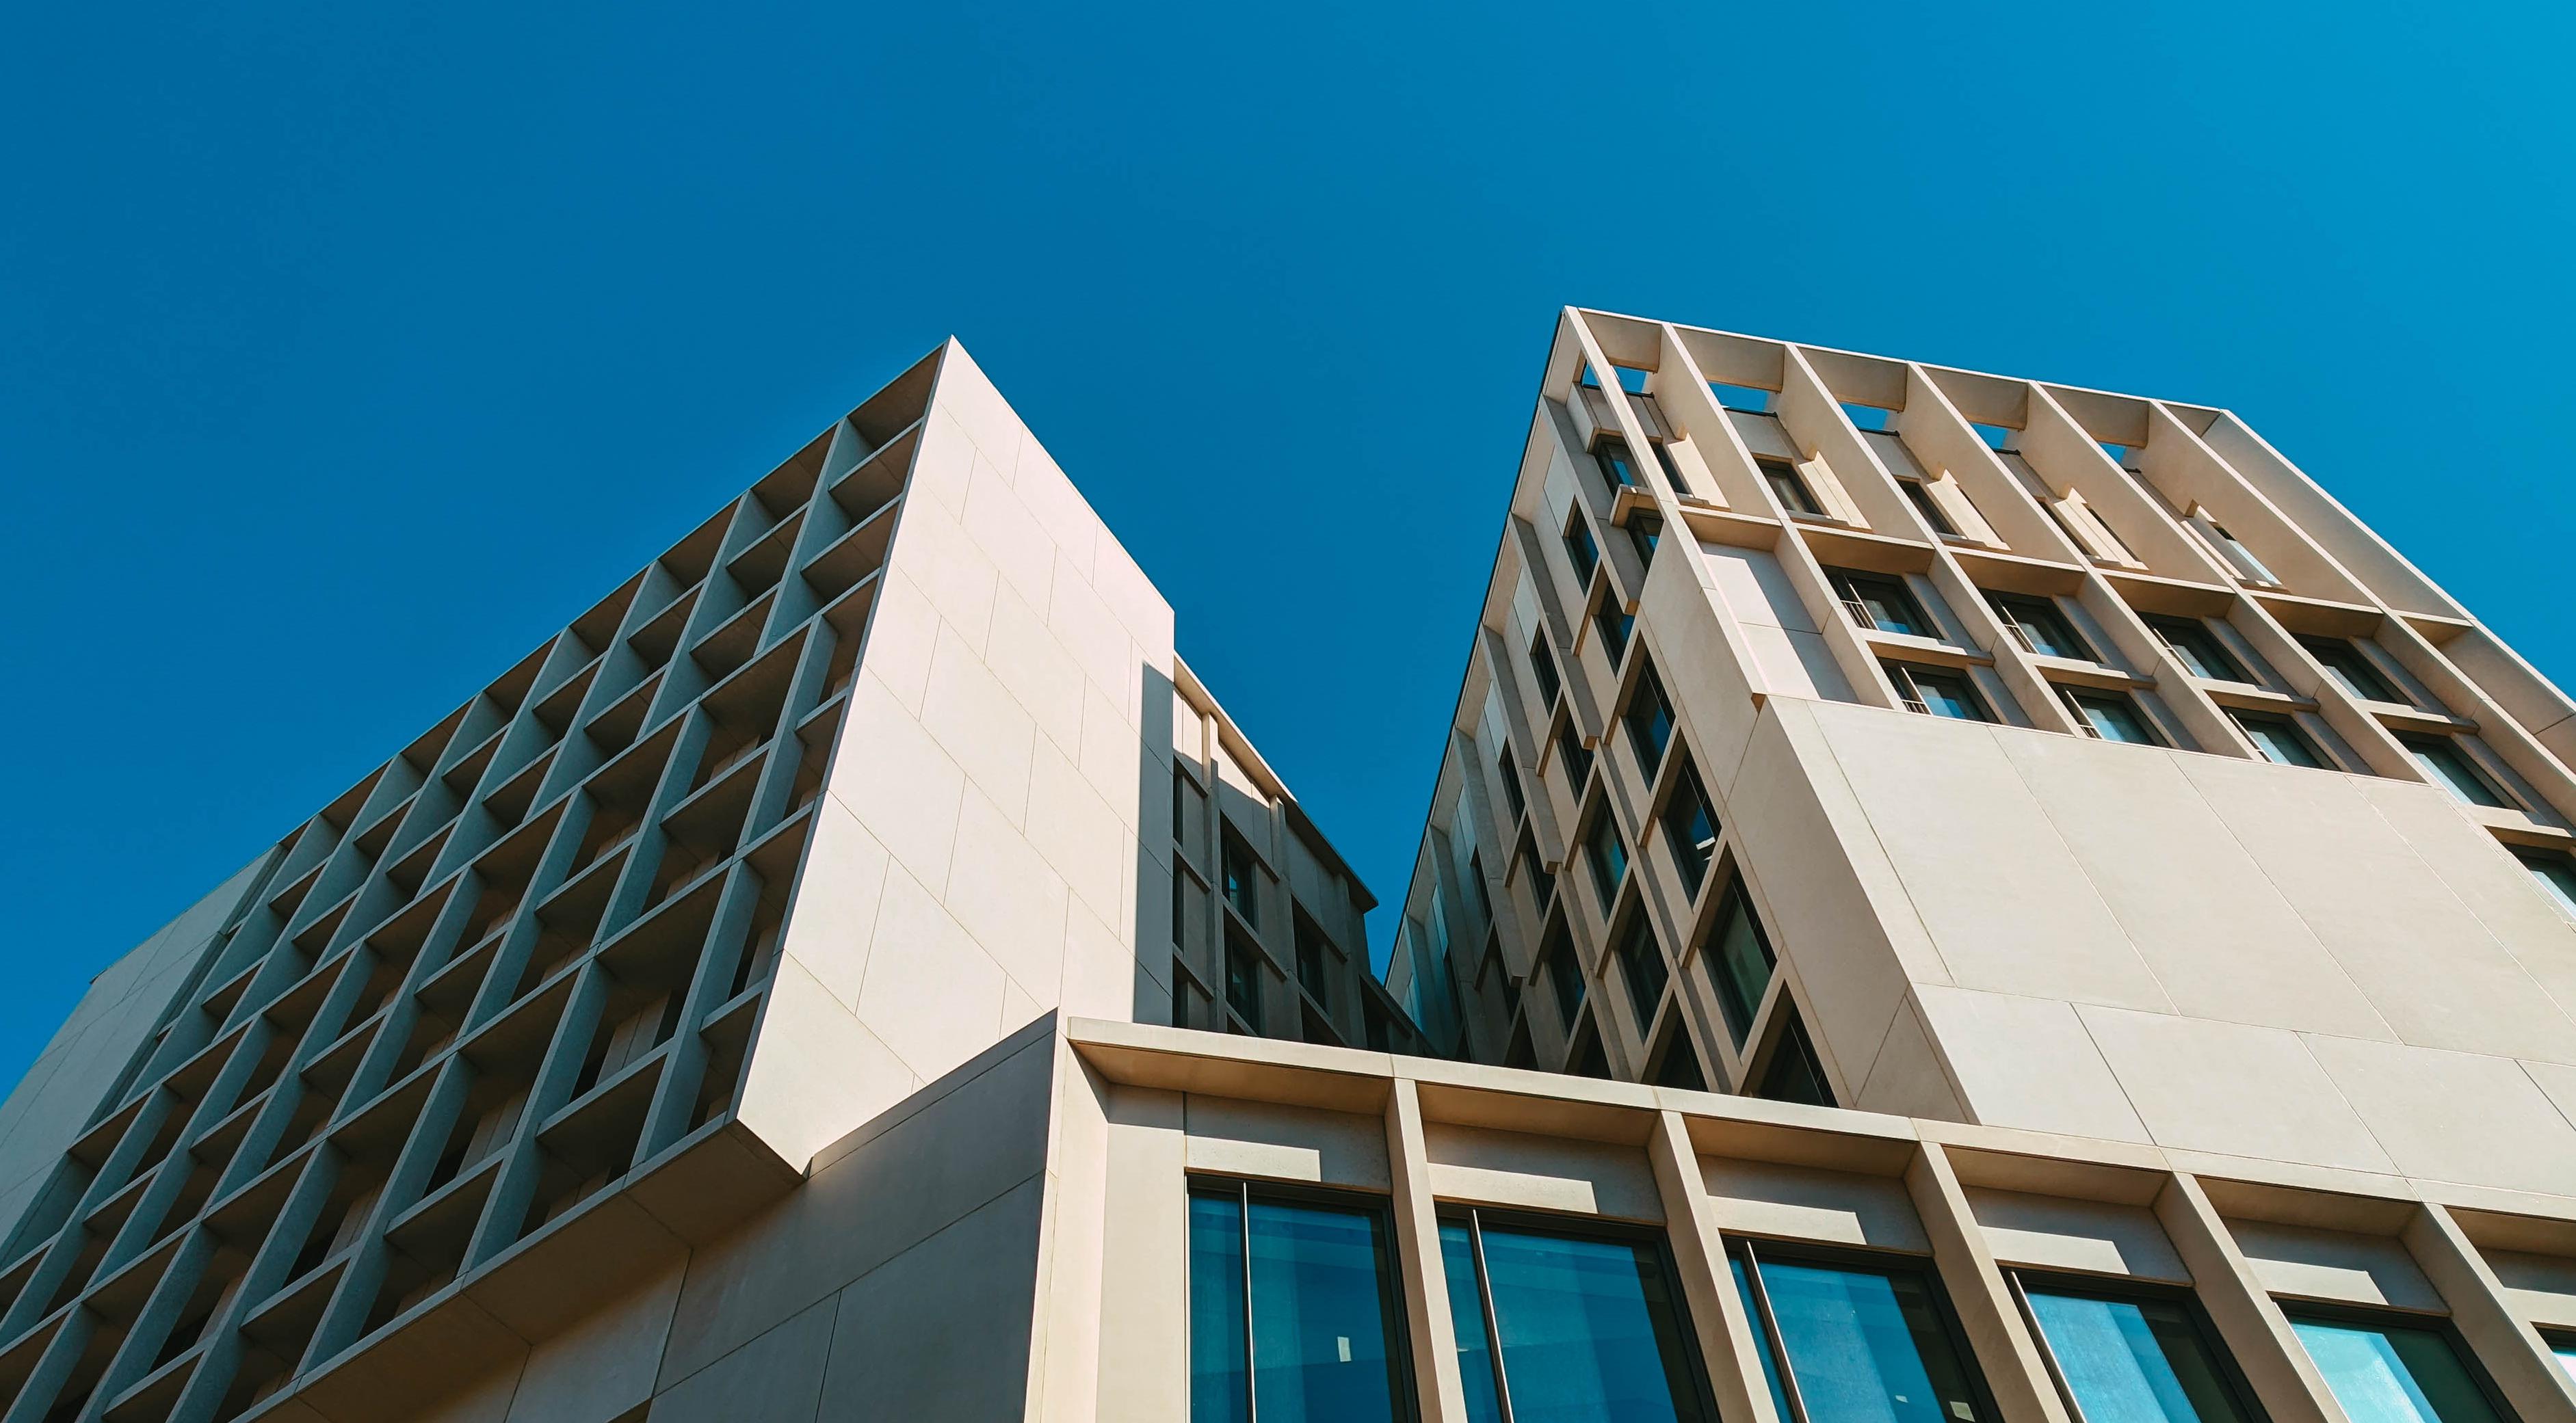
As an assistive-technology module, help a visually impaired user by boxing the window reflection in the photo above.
[1731,1241,1989,1423]
[1188,1181,1411,1423]
[1440,1209,1715,1422]
[2019,1281,2257,1423]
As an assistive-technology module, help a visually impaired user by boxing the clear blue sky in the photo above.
[5,0,2573,1086]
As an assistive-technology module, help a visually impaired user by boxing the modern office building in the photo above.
[13,313,2576,1423]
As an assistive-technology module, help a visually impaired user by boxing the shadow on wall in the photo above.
[1129,661,1175,1025]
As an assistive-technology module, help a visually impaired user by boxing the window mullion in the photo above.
[1737,1240,1815,1423]
[1468,1211,1517,1423]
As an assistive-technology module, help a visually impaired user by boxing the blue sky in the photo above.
[5,0,2573,1085]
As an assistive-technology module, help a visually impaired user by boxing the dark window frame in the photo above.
[2276,1300,2517,1423]
[1828,568,1932,637]
[2060,685,2167,746]
[1886,661,1996,722]
[1187,1175,1421,1423]
[1562,509,1601,589]
[1990,592,2094,662]
[1728,1234,1999,1423]
[2006,1269,2271,1423]
[2146,615,2252,684]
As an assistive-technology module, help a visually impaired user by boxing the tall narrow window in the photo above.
[2019,1279,2260,1423]
[2518,850,2576,921]
[1464,849,1494,926]
[2285,1311,2507,1423]
[2233,711,2328,769]
[2302,636,2403,704]
[1497,746,1527,825]
[1540,917,1585,1028]
[1188,1181,1412,1423]
[1623,659,1676,776]
[2189,510,2280,585]
[1563,511,1601,587]
[1221,830,1261,930]
[1648,1026,1707,1091]
[1759,457,1823,517]
[1593,436,1643,490]
[1990,594,2091,661]
[2146,616,2252,684]
[1556,723,1595,793]
[1611,911,1668,1028]
[1293,911,1332,1011]
[1827,568,1930,637]
[1440,1210,1717,1423]
[1528,630,1564,710]
[1731,1240,1989,1423]
[1900,477,1960,537]
[1755,1009,1833,1106]
[1583,811,1629,907]
[1224,930,1263,1028]
[1515,836,1555,913]
[1703,881,1776,1044]
[1659,758,1720,893]
[1887,663,1993,722]
[1650,440,1693,495]
[1594,602,1635,664]
[2400,734,2512,809]
[1627,512,1664,567]
[2062,688,2164,745]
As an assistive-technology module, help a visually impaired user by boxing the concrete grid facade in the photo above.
[12,315,2576,1423]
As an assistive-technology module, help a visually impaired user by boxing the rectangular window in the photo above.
[2302,636,2403,704]
[1660,758,1720,894]
[1627,512,1664,567]
[1731,1240,1988,1423]
[1623,659,1676,777]
[1527,630,1563,710]
[2189,510,2281,585]
[1990,594,2092,661]
[2146,615,2251,684]
[1225,929,1263,1028]
[1464,849,1493,927]
[1583,811,1629,907]
[1540,917,1585,1028]
[2285,1310,2507,1423]
[1441,1210,1717,1423]
[1221,830,1261,931]
[2233,712,2326,768]
[1496,746,1527,825]
[1562,511,1601,587]
[2019,1279,2260,1423]
[1703,881,1776,1044]
[1189,1181,1412,1423]
[1612,912,1668,1028]
[2519,850,2576,921]
[1592,436,1642,490]
[1650,440,1693,495]
[1900,477,1960,537]
[1887,662,1993,722]
[2400,734,2511,809]
[1754,1009,1835,1106]
[1293,911,1333,1011]
[1760,457,1822,517]
[1594,602,1635,664]
[1555,722,1594,792]
[1515,836,1555,914]
[1828,568,1930,637]
[2062,687,2164,745]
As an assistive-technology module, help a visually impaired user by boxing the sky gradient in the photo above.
[6,0,2575,1085]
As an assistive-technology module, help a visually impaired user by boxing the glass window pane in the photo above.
[1907,669,1987,722]
[2543,1331,2576,1391]
[1192,1193,1250,1423]
[1733,1257,1797,1423]
[2520,853,2576,921]
[1707,886,1776,1043]
[2025,1288,2252,1423]
[1480,1225,1709,1422]
[2236,714,2324,769]
[1756,1257,1984,1423]
[2288,1316,2503,1423]
[2070,691,2159,745]
[2402,736,2508,809]
[1246,1198,1405,1423]
[1440,1223,1508,1423]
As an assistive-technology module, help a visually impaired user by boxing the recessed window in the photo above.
[1827,568,1931,637]
[1441,1211,1718,1423]
[1592,436,1643,491]
[1583,810,1629,907]
[1626,512,1663,567]
[2062,687,2164,745]
[1650,440,1693,495]
[1555,722,1594,791]
[1188,1181,1412,1423]
[1224,929,1263,1028]
[1649,1024,1707,1091]
[2146,615,2251,684]
[1515,834,1555,913]
[1623,659,1677,776]
[1569,1018,1612,1078]
[2400,734,2512,809]
[1711,382,1773,413]
[1754,1009,1834,1106]
[1609,910,1669,1028]
[1539,916,1584,1028]
[1759,457,1822,517]
[2233,711,2328,769]
[1990,594,2092,661]
[1703,880,1776,1044]
[1495,746,1527,825]
[1221,830,1261,930]
[1660,758,1720,894]
[1463,849,1493,925]
[2019,1279,2261,1423]
[1731,1240,1988,1423]
[1562,509,1601,587]
[2517,850,2576,920]
[2301,635,2403,704]
[1594,602,1635,664]
[1886,662,1993,722]
[1899,477,1960,537]
[1527,630,1562,709]
[2285,1311,2508,1423]
[1293,910,1333,1011]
